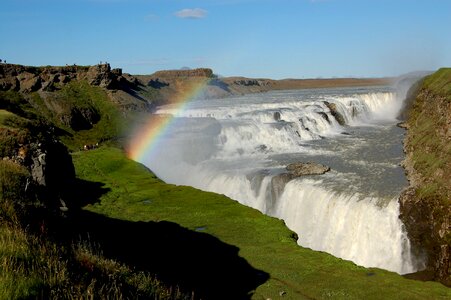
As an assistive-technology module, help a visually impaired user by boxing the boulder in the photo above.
[28,140,75,210]
[286,162,330,177]
[1,125,76,213]
[323,101,346,126]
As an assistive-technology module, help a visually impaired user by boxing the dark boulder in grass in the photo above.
[25,138,76,213]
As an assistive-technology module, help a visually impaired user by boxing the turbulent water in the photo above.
[141,86,425,274]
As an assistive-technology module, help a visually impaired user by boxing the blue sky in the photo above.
[1,0,450,79]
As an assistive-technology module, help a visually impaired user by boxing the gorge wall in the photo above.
[399,68,451,286]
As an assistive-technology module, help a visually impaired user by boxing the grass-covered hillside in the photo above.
[399,68,451,286]
[410,69,450,200]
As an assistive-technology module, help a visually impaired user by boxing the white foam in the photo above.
[143,87,421,275]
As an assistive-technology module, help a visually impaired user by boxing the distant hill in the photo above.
[137,68,392,102]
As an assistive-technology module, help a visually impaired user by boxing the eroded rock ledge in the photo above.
[0,63,138,92]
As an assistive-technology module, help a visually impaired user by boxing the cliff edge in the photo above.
[399,68,451,286]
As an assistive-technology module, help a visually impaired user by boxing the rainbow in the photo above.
[127,80,209,163]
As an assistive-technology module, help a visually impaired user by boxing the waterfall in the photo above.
[275,180,416,274]
[144,87,421,274]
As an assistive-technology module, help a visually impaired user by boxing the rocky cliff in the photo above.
[0,63,160,150]
[398,68,451,286]
[0,63,127,91]
[0,63,152,112]
[0,121,75,216]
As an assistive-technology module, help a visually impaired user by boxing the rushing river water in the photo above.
[140,86,424,274]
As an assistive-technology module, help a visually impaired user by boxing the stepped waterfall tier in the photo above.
[138,86,425,274]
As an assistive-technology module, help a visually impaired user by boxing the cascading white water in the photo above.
[142,86,423,274]
[275,180,415,274]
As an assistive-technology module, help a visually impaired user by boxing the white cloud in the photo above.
[174,8,207,19]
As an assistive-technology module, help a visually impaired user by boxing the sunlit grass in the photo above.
[407,69,451,206]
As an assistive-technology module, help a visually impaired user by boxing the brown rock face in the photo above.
[59,106,101,131]
[151,68,214,78]
[0,63,134,93]
[0,126,75,212]
[17,72,42,92]
[85,64,115,88]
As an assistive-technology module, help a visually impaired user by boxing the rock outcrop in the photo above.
[398,68,451,286]
[0,63,140,94]
[151,68,214,78]
[0,125,75,212]
[323,101,346,126]
[286,162,331,177]
[59,106,101,131]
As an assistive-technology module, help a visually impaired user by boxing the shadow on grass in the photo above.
[61,180,269,299]
[70,179,111,207]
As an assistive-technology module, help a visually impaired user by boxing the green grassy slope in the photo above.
[423,68,451,100]
[73,147,451,300]
[1,82,127,151]
[33,81,126,150]
[405,68,450,206]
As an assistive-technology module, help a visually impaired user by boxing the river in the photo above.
[140,85,425,274]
